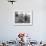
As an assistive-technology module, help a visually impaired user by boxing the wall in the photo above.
[0,0,46,41]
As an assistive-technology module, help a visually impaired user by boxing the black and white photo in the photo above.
[15,11,32,26]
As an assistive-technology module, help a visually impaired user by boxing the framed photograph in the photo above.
[14,10,33,26]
